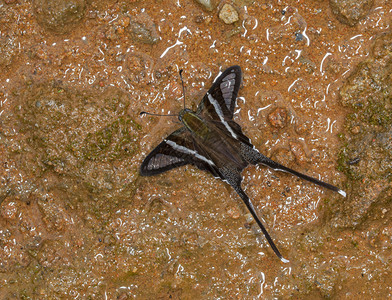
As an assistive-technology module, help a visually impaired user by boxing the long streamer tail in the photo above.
[233,185,289,263]
[255,154,346,197]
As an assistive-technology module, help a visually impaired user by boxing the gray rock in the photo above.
[33,0,86,34]
[334,32,392,228]
[194,0,216,11]
[330,0,374,26]
[128,12,160,44]
[0,35,17,67]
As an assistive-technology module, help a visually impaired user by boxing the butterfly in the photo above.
[140,66,346,262]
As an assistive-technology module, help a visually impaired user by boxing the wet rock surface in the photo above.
[2,81,142,217]
[33,0,86,34]
[330,0,374,26]
[293,31,392,299]
[0,0,391,298]
[335,32,392,228]
[0,80,144,297]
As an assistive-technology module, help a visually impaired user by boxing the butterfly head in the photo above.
[178,108,210,138]
[178,108,193,122]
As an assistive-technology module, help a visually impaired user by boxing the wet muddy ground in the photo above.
[0,0,391,298]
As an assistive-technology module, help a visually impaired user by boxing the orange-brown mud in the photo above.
[0,0,391,298]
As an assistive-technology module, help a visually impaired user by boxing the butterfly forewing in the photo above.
[195,66,253,147]
[140,127,222,177]
[197,65,242,120]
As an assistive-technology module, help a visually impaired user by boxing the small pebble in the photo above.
[219,4,239,24]
[351,125,360,134]
[295,32,304,41]
[227,207,240,219]
[268,107,288,128]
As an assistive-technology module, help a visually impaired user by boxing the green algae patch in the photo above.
[13,81,141,175]
[82,117,141,162]
[2,81,143,220]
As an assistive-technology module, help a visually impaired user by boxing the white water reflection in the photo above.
[160,40,183,58]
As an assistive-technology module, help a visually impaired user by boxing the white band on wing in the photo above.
[207,93,238,139]
[164,139,215,166]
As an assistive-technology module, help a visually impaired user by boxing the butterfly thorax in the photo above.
[179,108,210,139]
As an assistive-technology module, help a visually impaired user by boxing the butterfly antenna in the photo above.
[140,111,177,117]
[140,68,188,118]
[179,69,186,109]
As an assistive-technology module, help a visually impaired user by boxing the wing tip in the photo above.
[338,189,347,197]
[280,256,290,263]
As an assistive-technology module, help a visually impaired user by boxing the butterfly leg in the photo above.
[240,144,346,197]
[220,168,289,262]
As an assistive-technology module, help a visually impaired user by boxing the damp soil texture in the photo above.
[0,0,391,298]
